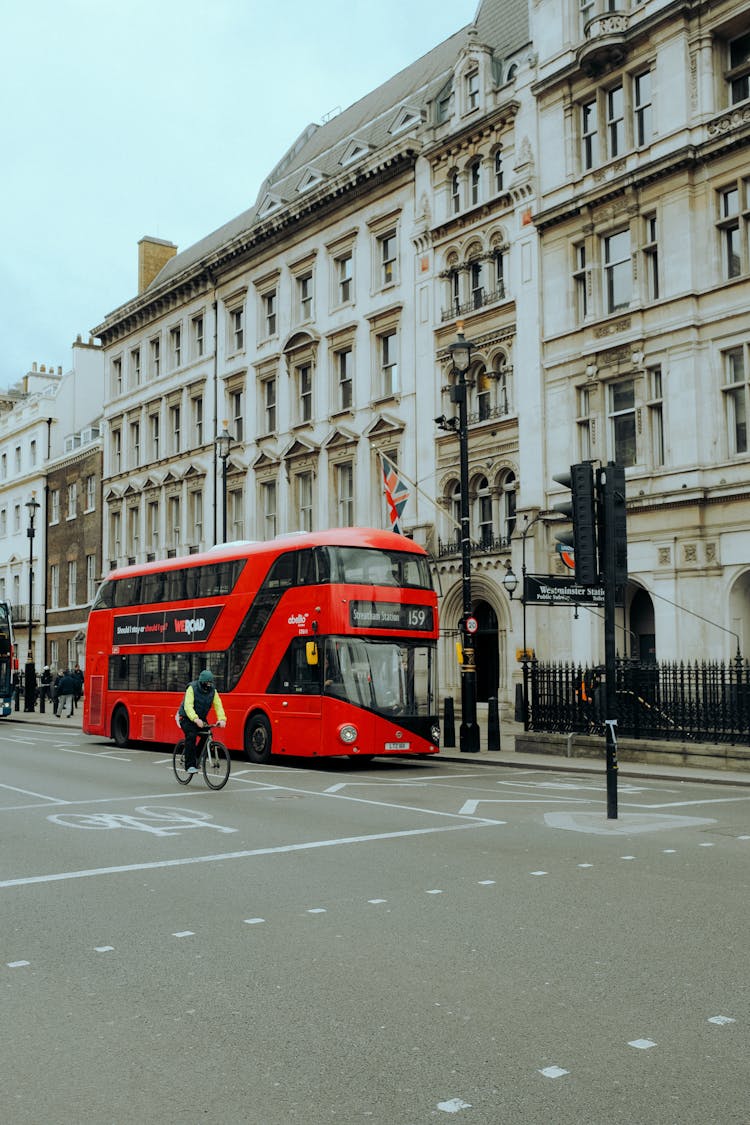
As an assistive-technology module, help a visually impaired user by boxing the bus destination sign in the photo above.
[112,606,222,646]
[349,601,434,631]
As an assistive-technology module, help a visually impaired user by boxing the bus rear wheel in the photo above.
[246,713,272,765]
[111,705,130,748]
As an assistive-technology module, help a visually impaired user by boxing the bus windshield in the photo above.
[323,637,436,717]
[321,546,432,589]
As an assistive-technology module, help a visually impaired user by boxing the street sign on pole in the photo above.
[524,574,604,606]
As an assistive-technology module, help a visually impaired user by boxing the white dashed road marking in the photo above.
[437,1098,472,1113]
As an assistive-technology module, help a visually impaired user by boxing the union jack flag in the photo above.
[380,452,409,535]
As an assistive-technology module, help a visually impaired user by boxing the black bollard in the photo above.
[487,696,501,752]
[39,687,46,714]
[443,697,456,748]
[514,682,525,724]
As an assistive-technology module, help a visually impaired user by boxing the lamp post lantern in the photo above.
[442,322,479,752]
[215,421,233,544]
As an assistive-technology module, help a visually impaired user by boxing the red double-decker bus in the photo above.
[83,528,440,762]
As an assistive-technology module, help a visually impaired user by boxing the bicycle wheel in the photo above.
[173,740,193,785]
[202,739,231,790]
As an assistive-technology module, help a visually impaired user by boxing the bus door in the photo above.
[266,637,322,755]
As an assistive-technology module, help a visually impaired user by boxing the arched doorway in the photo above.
[474,599,499,702]
[630,587,656,662]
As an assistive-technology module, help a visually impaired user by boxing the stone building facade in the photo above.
[88,0,750,711]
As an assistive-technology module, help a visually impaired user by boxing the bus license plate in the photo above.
[385,741,411,751]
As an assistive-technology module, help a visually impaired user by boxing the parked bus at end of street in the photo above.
[83,527,440,763]
[0,601,17,718]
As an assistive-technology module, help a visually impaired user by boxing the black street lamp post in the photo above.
[24,492,41,712]
[437,322,479,753]
[215,421,233,544]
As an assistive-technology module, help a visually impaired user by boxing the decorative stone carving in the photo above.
[707,105,750,136]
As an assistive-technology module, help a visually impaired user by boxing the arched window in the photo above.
[451,480,461,548]
[451,171,461,214]
[490,352,512,415]
[476,476,493,547]
[494,248,505,298]
[494,149,504,193]
[476,365,492,421]
[443,253,461,320]
[470,159,481,206]
[470,258,484,308]
[501,471,516,542]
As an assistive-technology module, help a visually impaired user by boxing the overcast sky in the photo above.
[0,0,478,388]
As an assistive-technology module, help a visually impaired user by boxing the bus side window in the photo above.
[141,572,164,604]
[92,580,115,610]
[314,546,331,584]
[111,655,127,683]
[141,654,160,688]
[184,568,200,600]
[266,553,295,590]
[165,569,187,601]
[114,575,142,607]
[164,652,191,692]
[297,549,316,585]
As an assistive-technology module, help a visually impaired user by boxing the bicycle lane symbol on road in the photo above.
[47,806,238,837]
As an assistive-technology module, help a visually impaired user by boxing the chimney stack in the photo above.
[138,236,178,293]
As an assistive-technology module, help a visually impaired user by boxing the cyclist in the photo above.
[178,669,226,775]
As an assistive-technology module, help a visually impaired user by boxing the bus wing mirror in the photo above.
[306,641,319,666]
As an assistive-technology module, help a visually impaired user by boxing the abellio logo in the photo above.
[288,613,309,627]
[174,617,206,635]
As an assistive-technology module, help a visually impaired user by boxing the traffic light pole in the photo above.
[602,531,619,820]
[599,462,626,820]
[554,461,626,820]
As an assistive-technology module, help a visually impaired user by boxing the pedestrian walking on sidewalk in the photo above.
[40,665,52,707]
[72,664,84,709]
[56,669,77,718]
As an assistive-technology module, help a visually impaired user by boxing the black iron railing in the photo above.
[526,657,750,745]
[8,603,45,626]
[440,286,506,322]
[437,534,511,559]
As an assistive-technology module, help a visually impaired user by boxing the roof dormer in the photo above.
[339,138,372,168]
[388,104,425,136]
[297,166,326,194]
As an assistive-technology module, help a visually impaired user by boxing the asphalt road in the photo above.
[2,723,749,1124]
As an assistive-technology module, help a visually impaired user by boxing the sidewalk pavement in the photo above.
[6,706,750,787]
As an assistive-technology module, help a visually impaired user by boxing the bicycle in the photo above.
[173,724,231,790]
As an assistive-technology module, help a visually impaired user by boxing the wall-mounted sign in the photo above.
[524,575,604,606]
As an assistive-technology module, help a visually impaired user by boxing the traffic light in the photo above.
[597,461,628,596]
[553,462,598,585]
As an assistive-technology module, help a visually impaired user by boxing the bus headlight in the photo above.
[338,724,358,745]
[431,724,440,744]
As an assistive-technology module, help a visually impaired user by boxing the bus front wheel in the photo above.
[246,713,272,765]
[111,706,130,748]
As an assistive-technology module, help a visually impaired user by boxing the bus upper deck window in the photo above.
[92,580,115,610]
[141,572,164,604]
[113,576,142,607]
